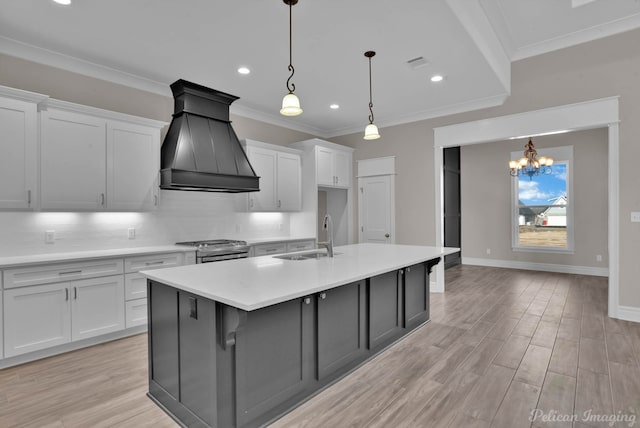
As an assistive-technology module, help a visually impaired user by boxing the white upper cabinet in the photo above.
[0,87,47,210]
[244,140,302,212]
[315,145,351,189]
[40,108,107,210]
[107,120,160,211]
[39,99,166,211]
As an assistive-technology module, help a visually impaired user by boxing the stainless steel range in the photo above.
[176,239,250,263]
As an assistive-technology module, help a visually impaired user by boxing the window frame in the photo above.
[511,145,574,253]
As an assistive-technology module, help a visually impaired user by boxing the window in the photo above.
[512,146,574,252]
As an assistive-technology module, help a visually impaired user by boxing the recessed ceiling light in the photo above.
[237,67,251,75]
[330,104,340,110]
[53,0,71,5]
[430,75,444,83]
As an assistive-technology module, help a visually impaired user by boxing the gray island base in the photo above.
[143,244,448,428]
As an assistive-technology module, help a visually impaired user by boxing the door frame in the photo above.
[357,157,396,244]
[433,97,620,321]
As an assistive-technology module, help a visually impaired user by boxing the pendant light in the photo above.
[280,0,302,116]
[363,51,380,140]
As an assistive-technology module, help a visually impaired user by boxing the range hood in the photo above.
[160,79,259,192]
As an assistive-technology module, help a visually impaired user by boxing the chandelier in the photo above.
[280,0,302,116]
[509,138,554,180]
[363,51,380,140]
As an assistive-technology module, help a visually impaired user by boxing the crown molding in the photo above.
[0,36,171,97]
[0,84,48,104]
[512,13,640,61]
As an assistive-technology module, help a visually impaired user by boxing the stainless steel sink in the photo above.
[274,250,339,260]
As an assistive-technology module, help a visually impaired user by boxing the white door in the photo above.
[40,109,107,210]
[359,175,394,244]
[247,147,277,211]
[277,152,301,211]
[4,283,71,357]
[107,120,159,211]
[71,275,125,341]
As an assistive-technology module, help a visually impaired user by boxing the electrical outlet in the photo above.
[279,223,284,231]
[128,228,136,239]
[45,230,55,244]
[486,248,491,255]
[632,212,640,223]
[596,254,603,262]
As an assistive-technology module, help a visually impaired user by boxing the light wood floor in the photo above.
[1,266,639,428]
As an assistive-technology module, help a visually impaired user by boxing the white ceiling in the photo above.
[1,0,639,138]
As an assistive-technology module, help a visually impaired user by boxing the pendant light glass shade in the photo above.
[364,123,380,140]
[280,92,303,116]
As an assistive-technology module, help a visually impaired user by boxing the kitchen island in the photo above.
[141,243,457,428]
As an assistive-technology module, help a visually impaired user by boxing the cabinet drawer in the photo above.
[125,272,147,301]
[124,252,185,273]
[286,240,315,252]
[253,243,287,257]
[126,298,147,328]
[3,259,124,289]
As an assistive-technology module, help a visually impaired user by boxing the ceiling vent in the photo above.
[406,56,429,71]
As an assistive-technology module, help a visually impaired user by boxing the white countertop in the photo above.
[243,236,316,245]
[0,245,196,269]
[141,243,459,311]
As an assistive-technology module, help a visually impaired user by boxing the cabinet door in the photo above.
[0,97,38,209]
[333,150,350,188]
[368,270,402,349]
[316,146,334,186]
[403,263,428,328]
[235,297,313,427]
[107,120,160,211]
[276,152,301,211]
[4,283,71,357]
[40,109,107,210]
[247,147,277,211]
[71,275,125,341]
[317,282,366,380]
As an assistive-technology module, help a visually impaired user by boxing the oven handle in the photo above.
[199,253,249,263]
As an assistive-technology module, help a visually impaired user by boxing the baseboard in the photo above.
[461,257,609,277]
[617,305,640,323]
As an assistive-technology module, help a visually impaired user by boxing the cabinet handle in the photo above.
[59,270,82,275]
[74,287,77,300]
[399,269,404,275]
[320,292,326,300]
[407,267,411,273]
[101,193,105,206]
[27,190,32,206]
[304,297,311,305]
[154,195,158,206]
[145,261,164,266]
[265,248,278,253]
[65,288,69,301]
[249,198,254,208]
[277,200,281,208]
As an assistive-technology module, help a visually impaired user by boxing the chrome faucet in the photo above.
[318,214,334,257]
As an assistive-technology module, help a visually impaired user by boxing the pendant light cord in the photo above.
[368,55,375,124]
[286,1,296,94]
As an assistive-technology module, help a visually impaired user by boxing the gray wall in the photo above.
[331,28,640,309]
[460,129,608,268]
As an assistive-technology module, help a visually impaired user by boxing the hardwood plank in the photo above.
[562,300,583,320]
[512,314,541,338]
[447,413,490,428]
[605,333,638,366]
[608,362,640,428]
[514,344,553,387]
[527,299,549,317]
[487,316,520,341]
[424,342,476,384]
[579,337,609,375]
[459,337,505,376]
[491,381,541,428]
[462,364,515,422]
[548,339,579,378]
[530,320,560,349]
[531,372,576,428]
[460,321,495,347]
[556,317,581,342]
[574,368,613,428]
[581,314,605,340]
[493,335,531,370]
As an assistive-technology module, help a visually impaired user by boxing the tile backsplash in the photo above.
[0,191,299,257]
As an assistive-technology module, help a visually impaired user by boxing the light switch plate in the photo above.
[631,212,640,223]
[45,230,55,244]
[128,228,136,239]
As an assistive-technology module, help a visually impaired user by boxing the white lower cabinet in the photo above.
[125,299,148,328]
[4,282,72,357]
[3,275,124,358]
